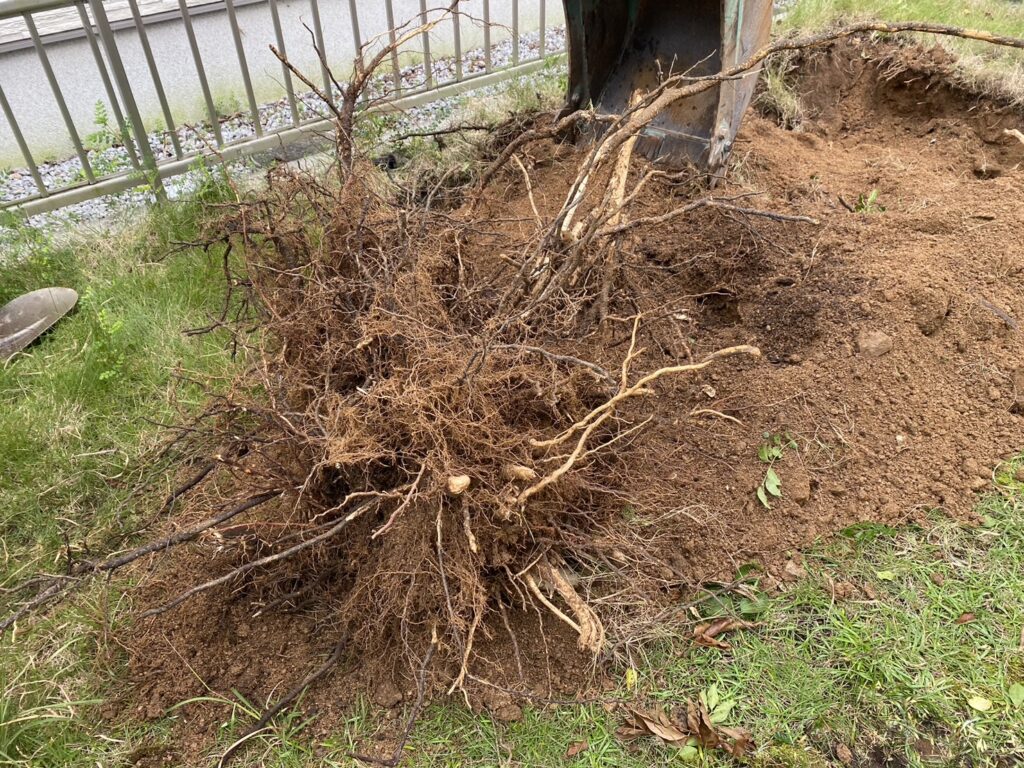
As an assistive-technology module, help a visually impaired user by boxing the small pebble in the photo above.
[857,330,894,357]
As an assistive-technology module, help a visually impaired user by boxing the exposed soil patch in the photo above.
[117,39,1023,763]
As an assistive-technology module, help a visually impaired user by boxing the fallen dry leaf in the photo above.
[564,740,589,759]
[719,725,753,758]
[693,617,754,650]
[685,699,721,748]
[618,700,754,759]
[687,699,754,757]
[631,706,689,746]
[955,612,976,625]
[783,559,806,579]
[835,742,855,766]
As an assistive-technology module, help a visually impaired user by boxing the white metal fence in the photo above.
[0,0,564,214]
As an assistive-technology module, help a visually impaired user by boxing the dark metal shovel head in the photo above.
[0,287,78,363]
[563,0,773,172]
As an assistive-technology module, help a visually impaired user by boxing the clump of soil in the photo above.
[120,38,1023,762]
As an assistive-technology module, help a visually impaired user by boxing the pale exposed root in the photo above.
[511,154,542,225]
[528,340,761,455]
[462,508,479,554]
[519,324,758,505]
[524,555,605,656]
[448,601,484,695]
[520,410,613,504]
[524,572,579,633]
[370,464,427,539]
[690,408,744,426]
[557,163,591,244]
[532,342,757,454]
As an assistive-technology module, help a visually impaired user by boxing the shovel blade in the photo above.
[563,0,773,171]
[0,287,78,362]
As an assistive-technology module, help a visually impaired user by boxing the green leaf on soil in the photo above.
[676,744,700,762]
[739,595,770,618]
[702,684,720,712]
[967,696,993,712]
[709,700,736,724]
[757,485,770,508]
[1008,683,1024,708]
[764,468,782,497]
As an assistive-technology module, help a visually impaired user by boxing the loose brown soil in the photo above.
[118,39,1024,764]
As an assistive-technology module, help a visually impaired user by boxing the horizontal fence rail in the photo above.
[0,0,564,215]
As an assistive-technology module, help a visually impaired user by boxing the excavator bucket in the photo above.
[562,0,773,172]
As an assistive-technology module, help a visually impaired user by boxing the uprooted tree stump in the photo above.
[3,14,1023,766]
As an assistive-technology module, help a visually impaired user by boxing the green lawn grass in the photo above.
[0,175,241,766]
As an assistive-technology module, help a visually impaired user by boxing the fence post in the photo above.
[0,81,47,197]
[85,0,166,200]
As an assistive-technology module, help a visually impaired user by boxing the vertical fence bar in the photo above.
[347,0,362,63]
[347,0,368,103]
[268,0,300,125]
[175,0,223,145]
[223,0,262,137]
[76,3,141,170]
[126,0,182,159]
[538,0,546,58]
[483,0,491,71]
[512,0,519,65]
[418,0,432,89]
[0,81,47,197]
[307,0,335,106]
[384,0,402,95]
[86,0,164,199]
[23,13,93,182]
[452,6,462,80]
[176,0,224,146]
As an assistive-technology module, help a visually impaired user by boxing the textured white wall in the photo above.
[0,0,563,168]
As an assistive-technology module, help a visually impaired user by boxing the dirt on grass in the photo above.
[116,38,1023,764]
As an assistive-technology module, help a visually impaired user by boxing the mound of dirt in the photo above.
[118,38,1023,763]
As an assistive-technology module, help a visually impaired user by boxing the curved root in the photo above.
[525,555,605,656]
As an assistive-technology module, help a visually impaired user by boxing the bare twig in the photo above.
[218,635,347,766]
[350,629,438,767]
[140,499,372,618]
[492,344,615,384]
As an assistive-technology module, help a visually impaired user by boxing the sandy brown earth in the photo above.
[117,39,1023,764]
[613,40,1024,584]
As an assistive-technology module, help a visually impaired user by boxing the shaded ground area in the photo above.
[107,37,1023,764]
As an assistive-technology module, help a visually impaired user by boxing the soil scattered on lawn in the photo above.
[118,39,1023,764]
